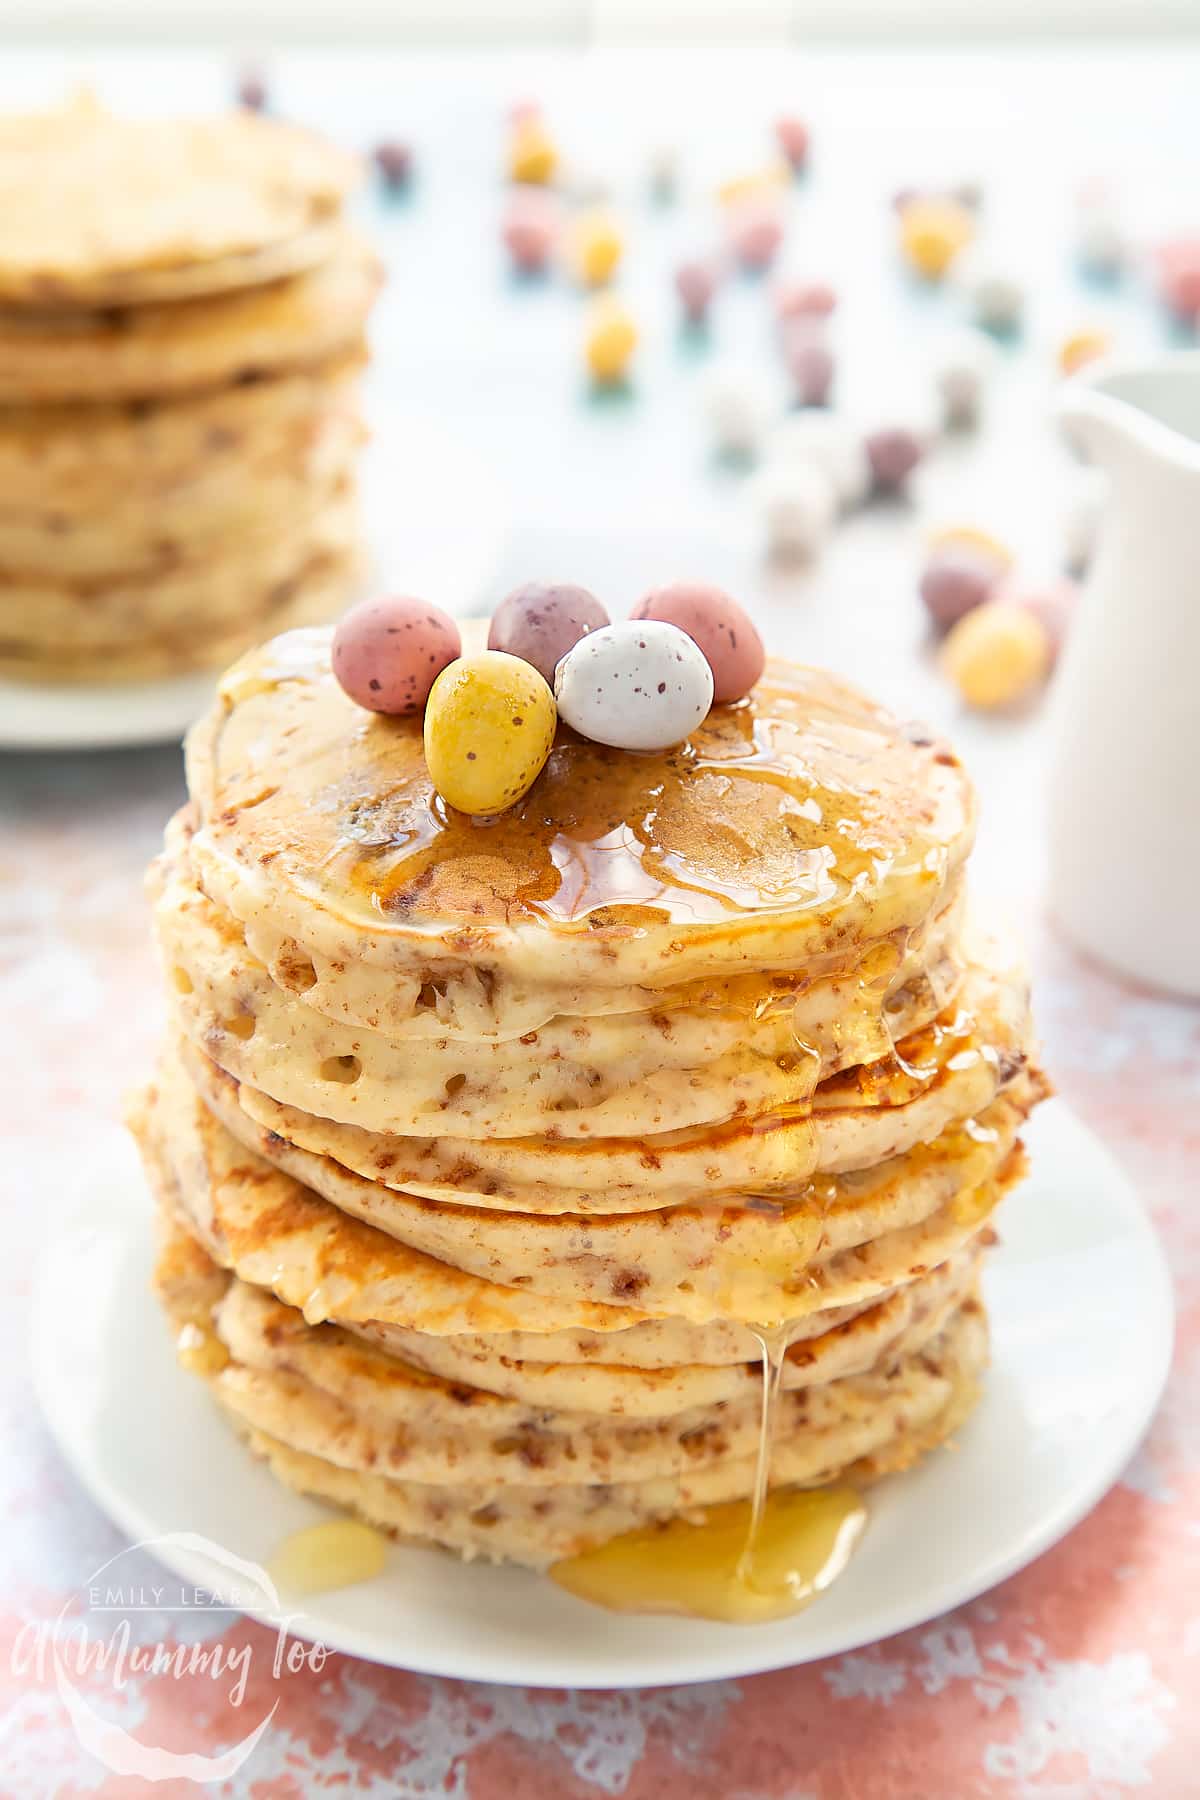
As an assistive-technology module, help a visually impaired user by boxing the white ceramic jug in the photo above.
[1050,354,1200,997]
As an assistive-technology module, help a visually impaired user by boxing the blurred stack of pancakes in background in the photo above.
[0,97,381,684]
[130,631,1047,1607]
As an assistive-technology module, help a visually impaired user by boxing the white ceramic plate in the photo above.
[0,668,221,752]
[32,1099,1172,1689]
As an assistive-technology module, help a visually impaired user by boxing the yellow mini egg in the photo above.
[424,651,556,816]
[568,209,624,286]
[585,298,638,385]
[509,119,558,185]
[898,197,974,280]
[716,164,788,207]
[926,523,1014,572]
[1058,327,1111,376]
[941,602,1051,710]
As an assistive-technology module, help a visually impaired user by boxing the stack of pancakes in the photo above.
[131,628,1047,1571]
[0,99,381,683]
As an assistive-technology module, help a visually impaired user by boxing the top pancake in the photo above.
[185,628,976,1004]
[0,101,359,308]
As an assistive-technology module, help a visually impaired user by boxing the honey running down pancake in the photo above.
[135,627,1046,1609]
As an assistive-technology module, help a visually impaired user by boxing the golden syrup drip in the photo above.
[548,1487,866,1624]
[267,1519,388,1596]
[175,1321,229,1377]
[740,1325,793,1576]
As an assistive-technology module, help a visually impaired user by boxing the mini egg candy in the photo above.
[1005,577,1079,665]
[927,523,1013,571]
[424,651,556,815]
[554,620,714,751]
[373,140,412,190]
[933,328,994,430]
[1058,328,1111,377]
[585,298,638,385]
[774,279,836,322]
[729,201,784,272]
[702,364,772,459]
[785,334,835,407]
[488,582,610,684]
[899,197,974,280]
[332,595,461,715]
[1077,209,1126,278]
[964,259,1025,333]
[1155,236,1200,320]
[919,546,1001,633]
[631,582,764,703]
[753,458,837,558]
[509,118,558,185]
[774,115,810,172]
[865,426,925,492]
[675,258,719,324]
[767,411,869,509]
[647,144,680,203]
[568,209,623,287]
[940,602,1051,709]
[235,64,268,112]
[502,191,558,272]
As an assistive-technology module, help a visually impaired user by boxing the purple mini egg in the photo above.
[488,582,610,685]
[785,336,834,407]
[235,65,268,112]
[332,595,461,715]
[865,427,925,492]
[374,139,413,189]
[630,581,764,704]
[919,549,999,634]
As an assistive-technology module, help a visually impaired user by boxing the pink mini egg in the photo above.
[1156,237,1200,320]
[730,203,784,272]
[784,335,834,407]
[774,279,837,322]
[675,258,719,323]
[1006,578,1080,665]
[630,582,764,704]
[865,427,925,492]
[488,582,610,685]
[774,116,810,172]
[502,192,558,272]
[332,595,461,715]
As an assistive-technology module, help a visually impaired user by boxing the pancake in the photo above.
[0,236,380,404]
[155,1213,988,1567]
[183,631,976,1024]
[0,102,359,308]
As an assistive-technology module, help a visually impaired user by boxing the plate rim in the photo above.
[31,1098,1175,1689]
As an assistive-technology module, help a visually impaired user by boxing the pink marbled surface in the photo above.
[1,733,1196,1800]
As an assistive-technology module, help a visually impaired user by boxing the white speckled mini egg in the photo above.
[554,620,714,751]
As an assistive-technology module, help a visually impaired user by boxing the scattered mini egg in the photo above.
[785,334,835,407]
[898,196,974,280]
[963,259,1025,333]
[631,582,764,703]
[865,426,925,492]
[554,620,714,751]
[753,459,837,558]
[926,523,1014,571]
[1154,236,1200,320]
[675,257,719,324]
[567,209,624,287]
[766,412,870,509]
[647,144,680,203]
[941,601,1051,709]
[932,328,994,430]
[1076,209,1126,278]
[717,166,787,207]
[1010,578,1079,664]
[585,298,638,386]
[702,364,772,459]
[774,116,810,172]
[424,651,557,815]
[952,179,985,212]
[488,582,610,685]
[235,64,268,112]
[729,201,784,272]
[1058,327,1111,377]
[373,139,412,190]
[919,545,1002,633]
[332,594,461,716]
[774,279,837,322]
[509,118,558,185]
[1061,466,1107,572]
[502,190,558,272]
